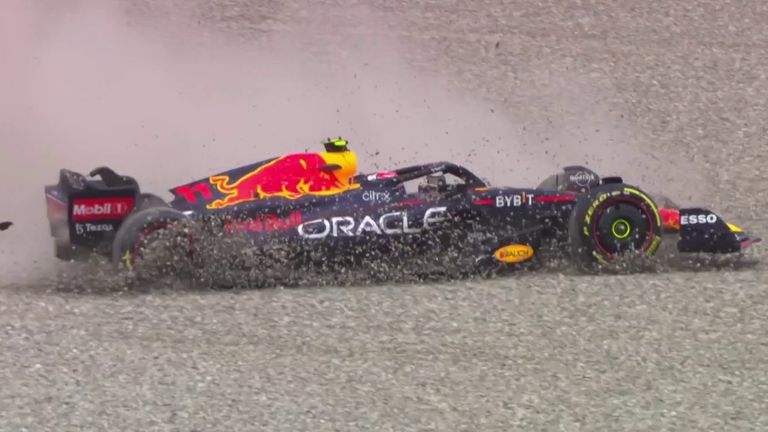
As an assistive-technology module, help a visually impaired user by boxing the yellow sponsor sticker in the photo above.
[494,244,535,263]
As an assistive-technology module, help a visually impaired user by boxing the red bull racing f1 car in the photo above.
[44,138,760,280]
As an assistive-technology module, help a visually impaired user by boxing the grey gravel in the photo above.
[2,271,768,431]
[2,0,768,431]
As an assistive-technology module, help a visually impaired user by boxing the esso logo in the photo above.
[681,214,717,225]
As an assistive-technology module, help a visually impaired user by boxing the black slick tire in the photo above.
[568,183,663,271]
[112,207,187,271]
[135,193,171,211]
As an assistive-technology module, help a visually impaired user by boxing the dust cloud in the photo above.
[0,0,693,284]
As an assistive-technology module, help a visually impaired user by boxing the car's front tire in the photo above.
[569,183,663,271]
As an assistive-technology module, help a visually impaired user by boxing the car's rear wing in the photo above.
[45,167,140,260]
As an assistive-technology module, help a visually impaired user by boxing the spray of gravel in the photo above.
[0,0,707,291]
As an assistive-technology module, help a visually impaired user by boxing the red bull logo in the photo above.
[223,211,302,233]
[207,152,358,209]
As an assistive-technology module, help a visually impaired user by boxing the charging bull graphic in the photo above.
[207,153,358,209]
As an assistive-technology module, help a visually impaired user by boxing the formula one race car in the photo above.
[44,138,760,279]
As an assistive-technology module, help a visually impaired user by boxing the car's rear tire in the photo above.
[569,183,663,270]
[135,193,171,211]
[112,207,188,271]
